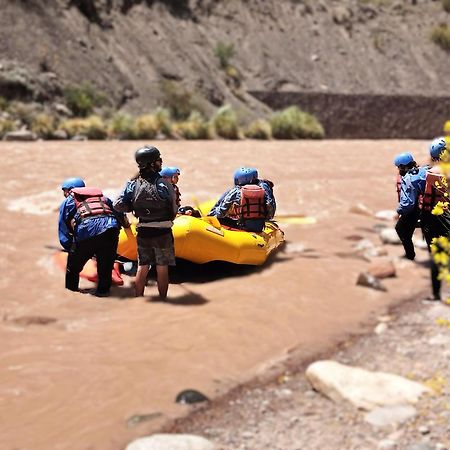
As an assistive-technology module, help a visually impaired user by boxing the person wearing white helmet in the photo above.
[420,137,450,301]
[393,152,428,260]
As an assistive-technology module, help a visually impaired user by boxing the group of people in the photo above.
[394,136,449,301]
[58,145,277,299]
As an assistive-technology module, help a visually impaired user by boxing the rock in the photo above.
[406,445,433,450]
[378,439,397,449]
[365,404,417,427]
[126,412,162,428]
[375,323,388,334]
[125,434,217,450]
[305,360,431,410]
[349,203,374,217]
[332,5,353,24]
[379,228,401,245]
[53,103,73,117]
[3,129,37,141]
[10,315,57,326]
[356,272,387,292]
[52,129,68,140]
[413,238,428,250]
[375,210,398,221]
[71,134,88,141]
[176,389,210,404]
[418,425,430,435]
[367,258,396,279]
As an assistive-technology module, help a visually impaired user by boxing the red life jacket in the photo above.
[237,184,267,220]
[422,168,448,212]
[71,187,113,220]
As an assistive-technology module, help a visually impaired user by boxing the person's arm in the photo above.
[260,180,276,219]
[106,197,130,228]
[58,197,76,250]
[113,181,135,214]
[211,188,240,218]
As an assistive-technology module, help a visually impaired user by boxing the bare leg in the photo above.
[135,265,150,297]
[156,265,169,300]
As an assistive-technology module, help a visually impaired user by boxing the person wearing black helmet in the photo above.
[114,145,178,300]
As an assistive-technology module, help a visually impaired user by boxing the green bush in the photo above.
[154,107,173,137]
[0,96,8,111]
[108,113,137,139]
[214,41,235,69]
[211,105,240,139]
[59,116,107,139]
[174,111,211,139]
[270,106,324,139]
[63,82,107,117]
[134,114,159,139]
[31,113,56,139]
[161,81,200,120]
[244,119,272,140]
[431,24,450,51]
[443,0,450,13]
[0,118,16,138]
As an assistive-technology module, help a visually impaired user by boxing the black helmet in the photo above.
[135,145,161,169]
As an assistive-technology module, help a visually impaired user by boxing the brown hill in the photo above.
[0,0,449,133]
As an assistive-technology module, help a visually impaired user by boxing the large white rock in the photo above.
[305,360,430,410]
[375,210,398,222]
[379,228,401,245]
[125,434,217,450]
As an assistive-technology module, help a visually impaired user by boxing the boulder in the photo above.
[4,129,37,141]
[305,360,431,411]
[356,272,387,291]
[349,203,374,217]
[375,210,398,221]
[125,434,217,450]
[367,258,396,279]
[364,404,417,427]
[379,228,401,245]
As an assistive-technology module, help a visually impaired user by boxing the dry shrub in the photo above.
[431,24,450,51]
[154,107,173,137]
[244,119,272,140]
[109,113,137,139]
[211,105,240,139]
[173,111,211,139]
[0,118,16,138]
[59,115,107,139]
[270,106,324,139]
[135,114,159,139]
[7,102,38,127]
[31,113,56,138]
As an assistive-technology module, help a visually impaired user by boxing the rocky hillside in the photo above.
[1,0,449,131]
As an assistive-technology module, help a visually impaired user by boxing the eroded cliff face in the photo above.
[0,0,449,119]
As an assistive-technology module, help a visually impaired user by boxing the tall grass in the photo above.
[134,114,159,139]
[31,113,56,139]
[0,118,16,138]
[244,119,272,140]
[63,82,107,117]
[173,111,211,139]
[59,116,107,139]
[270,106,324,139]
[109,113,136,139]
[443,0,450,13]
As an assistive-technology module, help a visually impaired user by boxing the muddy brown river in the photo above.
[0,140,431,449]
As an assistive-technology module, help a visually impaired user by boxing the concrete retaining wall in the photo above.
[250,91,450,139]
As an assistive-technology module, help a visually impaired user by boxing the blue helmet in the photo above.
[234,167,257,186]
[393,152,414,167]
[61,177,85,190]
[429,137,447,160]
[160,166,180,177]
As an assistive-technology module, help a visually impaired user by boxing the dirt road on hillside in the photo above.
[0,140,434,450]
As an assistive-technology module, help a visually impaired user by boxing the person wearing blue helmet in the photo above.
[393,152,427,261]
[160,166,181,207]
[58,177,125,297]
[420,137,450,301]
[208,167,273,232]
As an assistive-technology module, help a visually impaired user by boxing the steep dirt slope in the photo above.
[0,0,449,116]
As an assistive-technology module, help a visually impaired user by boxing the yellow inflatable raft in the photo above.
[117,201,285,265]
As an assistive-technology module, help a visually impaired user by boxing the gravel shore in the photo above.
[169,296,450,450]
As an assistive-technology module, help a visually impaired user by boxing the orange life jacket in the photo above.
[422,168,448,212]
[237,184,267,220]
[71,187,113,221]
